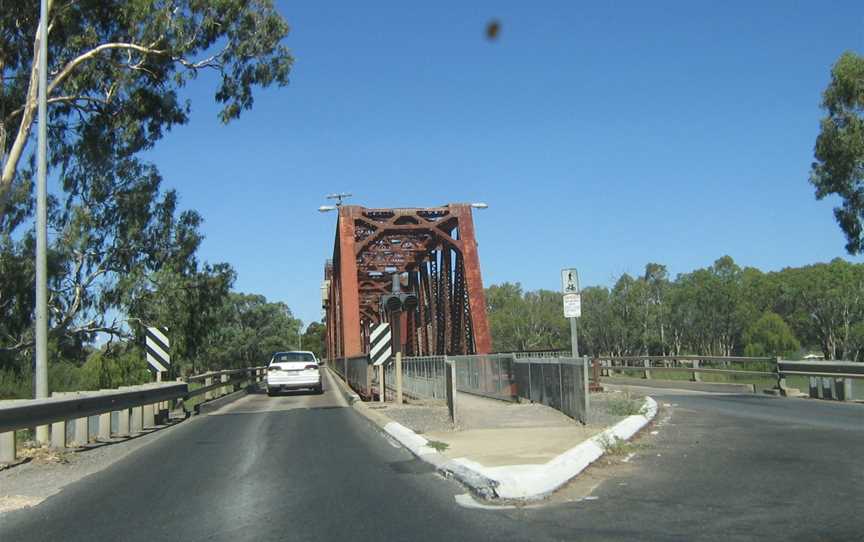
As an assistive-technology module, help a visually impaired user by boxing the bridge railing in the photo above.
[594,355,776,385]
[383,356,448,401]
[593,356,863,399]
[450,353,590,423]
[513,357,590,423]
[0,366,266,464]
[325,356,372,399]
[777,360,864,400]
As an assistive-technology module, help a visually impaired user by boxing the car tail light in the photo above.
[305,364,318,370]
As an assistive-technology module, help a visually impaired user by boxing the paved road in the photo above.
[2,375,862,541]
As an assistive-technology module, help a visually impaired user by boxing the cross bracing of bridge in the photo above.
[323,204,492,360]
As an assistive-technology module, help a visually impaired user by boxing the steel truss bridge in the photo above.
[323,204,492,359]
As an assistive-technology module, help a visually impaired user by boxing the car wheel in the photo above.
[266,389,274,397]
[315,385,324,394]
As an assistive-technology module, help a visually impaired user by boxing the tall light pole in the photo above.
[34,0,50,444]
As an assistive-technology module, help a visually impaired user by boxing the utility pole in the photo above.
[34,0,50,445]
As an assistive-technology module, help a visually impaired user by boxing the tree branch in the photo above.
[47,42,168,97]
[4,94,111,124]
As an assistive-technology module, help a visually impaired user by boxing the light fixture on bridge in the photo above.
[318,205,337,212]
[470,202,489,209]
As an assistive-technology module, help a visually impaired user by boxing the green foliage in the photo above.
[302,322,327,359]
[487,256,864,361]
[743,312,801,358]
[79,347,151,390]
[2,0,293,208]
[486,283,568,352]
[0,0,294,393]
[604,392,647,416]
[200,293,303,371]
[810,51,864,254]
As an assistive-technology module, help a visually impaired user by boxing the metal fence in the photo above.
[326,356,373,398]
[450,353,519,402]
[514,358,589,423]
[512,351,568,360]
[384,356,448,401]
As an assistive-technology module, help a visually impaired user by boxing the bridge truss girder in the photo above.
[324,204,492,359]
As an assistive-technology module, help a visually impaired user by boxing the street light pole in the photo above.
[34,0,50,445]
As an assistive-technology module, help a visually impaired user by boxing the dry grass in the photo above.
[15,442,74,465]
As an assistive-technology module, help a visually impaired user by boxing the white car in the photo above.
[266,351,323,396]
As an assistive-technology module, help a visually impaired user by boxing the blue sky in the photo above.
[143,1,864,327]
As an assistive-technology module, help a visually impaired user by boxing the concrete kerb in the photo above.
[324,368,500,499]
[326,367,658,501]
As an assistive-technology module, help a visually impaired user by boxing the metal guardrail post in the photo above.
[643,359,651,380]
[130,404,143,435]
[204,376,214,401]
[445,357,456,423]
[221,374,229,397]
[73,415,89,446]
[115,408,130,437]
[98,411,111,441]
[774,356,786,393]
[691,359,701,382]
[143,403,155,430]
[583,357,590,421]
[0,431,14,463]
[51,419,67,448]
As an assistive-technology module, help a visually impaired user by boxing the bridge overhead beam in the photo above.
[324,203,491,359]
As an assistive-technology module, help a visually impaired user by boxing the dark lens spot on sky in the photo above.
[486,19,501,41]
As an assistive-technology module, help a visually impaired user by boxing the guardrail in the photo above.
[0,366,266,464]
[592,356,863,400]
[595,355,776,381]
[777,360,863,401]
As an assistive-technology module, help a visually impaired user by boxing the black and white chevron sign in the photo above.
[370,323,392,366]
[145,326,171,373]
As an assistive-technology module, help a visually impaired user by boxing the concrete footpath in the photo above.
[327,368,657,501]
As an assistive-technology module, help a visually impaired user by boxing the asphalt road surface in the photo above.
[1,374,862,541]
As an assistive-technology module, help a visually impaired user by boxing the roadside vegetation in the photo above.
[597,434,648,457]
[0,2,330,399]
[486,257,864,362]
[604,393,647,417]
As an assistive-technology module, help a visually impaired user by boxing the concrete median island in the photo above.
[328,368,657,500]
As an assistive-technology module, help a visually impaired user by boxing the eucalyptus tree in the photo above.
[0,1,292,367]
[810,51,864,254]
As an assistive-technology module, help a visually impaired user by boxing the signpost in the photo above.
[370,323,392,403]
[561,268,580,357]
[145,326,171,379]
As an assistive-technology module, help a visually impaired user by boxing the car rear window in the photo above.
[271,352,315,363]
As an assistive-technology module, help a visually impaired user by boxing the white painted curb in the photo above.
[381,396,658,501]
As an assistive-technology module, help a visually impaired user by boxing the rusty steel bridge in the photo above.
[322,203,491,360]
